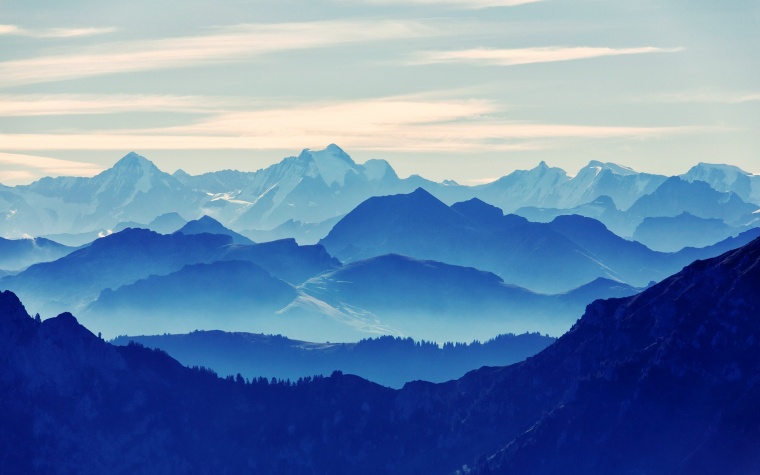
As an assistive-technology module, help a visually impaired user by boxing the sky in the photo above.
[0,0,758,185]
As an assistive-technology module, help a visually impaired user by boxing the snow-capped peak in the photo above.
[300,145,359,187]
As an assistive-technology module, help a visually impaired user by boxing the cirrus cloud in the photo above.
[0,20,436,88]
[413,46,683,66]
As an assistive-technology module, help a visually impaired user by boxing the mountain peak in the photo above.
[114,152,157,171]
[296,145,359,186]
[581,160,637,176]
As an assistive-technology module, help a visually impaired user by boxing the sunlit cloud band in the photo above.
[0,21,435,87]
[0,24,117,38]
[414,46,683,66]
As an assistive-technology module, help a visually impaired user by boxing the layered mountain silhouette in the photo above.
[0,236,75,271]
[682,162,760,205]
[0,152,205,238]
[296,253,641,341]
[112,331,556,389]
[2,147,757,253]
[175,215,254,245]
[2,235,759,473]
[320,188,758,293]
[88,260,297,336]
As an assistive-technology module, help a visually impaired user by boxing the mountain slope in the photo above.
[320,189,619,293]
[0,236,76,271]
[298,253,640,340]
[682,162,760,205]
[86,260,297,336]
[175,215,254,244]
[1,152,205,237]
[1,236,760,473]
[0,228,231,315]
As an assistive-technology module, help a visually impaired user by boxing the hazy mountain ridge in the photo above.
[320,188,758,293]
[1,147,757,251]
[2,235,759,473]
[111,331,556,389]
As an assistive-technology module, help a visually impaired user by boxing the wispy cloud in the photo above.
[340,0,542,8]
[0,94,240,116]
[413,46,683,66]
[0,21,434,87]
[0,95,707,154]
[650,90,760,104]
[0,152,103,185]
[0,24,117,38]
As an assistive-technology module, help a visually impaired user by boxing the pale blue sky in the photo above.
[0,0,758,184]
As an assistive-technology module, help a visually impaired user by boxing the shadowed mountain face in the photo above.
[1,236,759,473]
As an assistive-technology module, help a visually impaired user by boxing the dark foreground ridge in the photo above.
[2,237,760,474]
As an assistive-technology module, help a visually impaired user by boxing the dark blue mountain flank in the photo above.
[466,235,760,475]
[0,228,231,315]
[86,260,297,337]
[175,215,254,244]
[0,236,75,270]
[112,331,556,389]
[2,236,759,473]
[320,189,621,293]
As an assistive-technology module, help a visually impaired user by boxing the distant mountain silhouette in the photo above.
[0,152,206,238]
[0,228,231,316]
[633,212,738,252]
[112,331,556,389]
[297,253,641,340]
[320,189,756,293]
[682,162,760,205]
[627,176,757,224]
[87,260,297,336]
[0,236,75,271]
[320,189,621,293]
[175,215,254,244]
[2,236,759,473]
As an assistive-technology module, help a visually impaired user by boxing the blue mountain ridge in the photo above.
[1,235,759,473]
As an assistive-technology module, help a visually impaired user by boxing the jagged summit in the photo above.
[583,160,638,176]
[111,151,158,172]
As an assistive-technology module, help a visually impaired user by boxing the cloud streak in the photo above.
[0,152,103,185]
[0,94,240,116]
[651,91,760,104]
[0,21,434,87]
[0,95,707,154]
[414,46,682,66]
[0,24,117,38]
[341,0,542,8]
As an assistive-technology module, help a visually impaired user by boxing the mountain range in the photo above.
[2,234,759,473]
[4,200,758,342]
[0,147,757,252]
